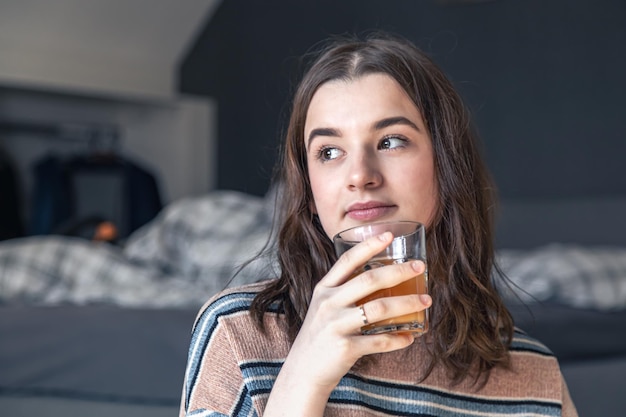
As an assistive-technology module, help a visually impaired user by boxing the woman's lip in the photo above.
[346,205,396,221]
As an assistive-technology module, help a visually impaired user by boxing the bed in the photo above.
[0,190,276,417]
[0,191,625,416]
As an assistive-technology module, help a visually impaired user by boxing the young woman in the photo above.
[180,33,577,417]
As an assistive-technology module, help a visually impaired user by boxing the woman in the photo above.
[180,33,577,416]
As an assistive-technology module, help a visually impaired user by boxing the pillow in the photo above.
[123,190,277,286]
[0,236,217,308]
[496,244,626,311]
[0,191,278,308]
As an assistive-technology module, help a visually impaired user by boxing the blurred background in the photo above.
[182,0,626,201]
[1,2,625,416]
[0,0,217,241]
[1,0,624,242]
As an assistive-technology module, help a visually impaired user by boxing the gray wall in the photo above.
[180,0,626,202]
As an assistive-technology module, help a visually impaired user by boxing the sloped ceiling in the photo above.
[0,0,220,100]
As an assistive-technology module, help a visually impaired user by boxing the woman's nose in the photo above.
[347,152,382,190]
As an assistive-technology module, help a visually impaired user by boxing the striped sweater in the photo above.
[180,282,578,417]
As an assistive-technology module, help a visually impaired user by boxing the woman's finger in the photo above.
[336,259,426,307]
[319,231,394,287]
[347,332,416,358]
[345,293,431,334]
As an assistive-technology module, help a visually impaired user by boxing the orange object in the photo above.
[93,221,118,242]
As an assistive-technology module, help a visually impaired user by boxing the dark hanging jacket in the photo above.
[29,154,162,239]
[0,150,24,240]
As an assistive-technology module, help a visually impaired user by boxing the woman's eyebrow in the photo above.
[307,127,339,149]
[306,116,420,150]
[373,116,420,132]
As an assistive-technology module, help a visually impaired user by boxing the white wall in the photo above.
[0,0,221,224]
[0,0,220,101]
[119,96,216,202]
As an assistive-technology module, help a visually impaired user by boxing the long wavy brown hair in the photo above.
[250,33,513,384]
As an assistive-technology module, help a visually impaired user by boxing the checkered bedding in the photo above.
[497,244,626,311]
[1,190,625,310]
[0,191,277,309]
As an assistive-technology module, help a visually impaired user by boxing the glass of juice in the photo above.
[333,221,429,336]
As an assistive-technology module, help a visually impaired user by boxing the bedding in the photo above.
[0,305,193,401]
[507,301,626,362]
[497,244,626,310]
[3,192,624,313]
[0,191,625,416]
[0,304,194,416]
[0,190,277,309]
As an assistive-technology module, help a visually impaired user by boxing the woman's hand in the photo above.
[263,232,431,416]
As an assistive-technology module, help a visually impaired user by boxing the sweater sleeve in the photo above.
[179,296,258,417]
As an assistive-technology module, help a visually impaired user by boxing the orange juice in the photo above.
[353,258,428,335]
[333,221,428,335]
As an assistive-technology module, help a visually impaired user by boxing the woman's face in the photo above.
[305,73,438,239]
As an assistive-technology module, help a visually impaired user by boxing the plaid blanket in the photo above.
[0,191,277,308]
[1,190,625,311]
[497,244,626,311]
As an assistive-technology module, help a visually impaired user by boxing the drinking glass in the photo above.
[333,221,429,335]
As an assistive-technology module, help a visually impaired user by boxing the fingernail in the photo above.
[419,294,431,306]
[378,232,392,241]
[411,260,424,272]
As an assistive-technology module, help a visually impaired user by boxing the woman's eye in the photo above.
[318,147,342,161]
[379,136,407,150]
